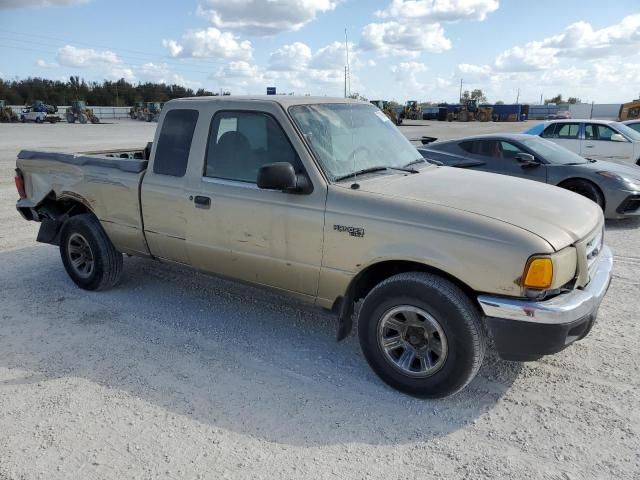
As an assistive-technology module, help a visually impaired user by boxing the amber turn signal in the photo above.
[523,257,553,289]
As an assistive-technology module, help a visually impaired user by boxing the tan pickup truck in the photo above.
[15,96,613,398]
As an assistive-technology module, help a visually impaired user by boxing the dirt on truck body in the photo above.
[14,96,612,398]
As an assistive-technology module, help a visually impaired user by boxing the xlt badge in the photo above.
[334,224,365,238]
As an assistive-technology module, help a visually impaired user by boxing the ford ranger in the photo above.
[15,96,613,398]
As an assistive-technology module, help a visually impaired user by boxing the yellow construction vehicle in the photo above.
[447,99,493,122]
[401,100,422,120]
[370,100,402,126]
[619,99,640,121]
[65,100,100,124]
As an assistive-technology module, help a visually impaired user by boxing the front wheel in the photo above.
[358,272,486,398]
[560,179,604,209]
[59,214,123,291]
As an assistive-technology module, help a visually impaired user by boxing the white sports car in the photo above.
[525,119,640,166]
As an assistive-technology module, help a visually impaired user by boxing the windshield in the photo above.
[289,103,425,180]
[521,136,589,165]
[613,122,640,141]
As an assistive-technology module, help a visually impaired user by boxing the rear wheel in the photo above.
[358,272,486,398]
[560,179,604,209]
[59,214,123,291]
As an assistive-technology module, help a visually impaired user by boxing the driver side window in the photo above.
[205,111,301,183]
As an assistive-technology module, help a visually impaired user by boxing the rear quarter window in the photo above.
[153,109,199,177]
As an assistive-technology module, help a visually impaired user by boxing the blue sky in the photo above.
[1,0,639,103]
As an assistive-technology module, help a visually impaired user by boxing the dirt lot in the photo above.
[0,120,638,480]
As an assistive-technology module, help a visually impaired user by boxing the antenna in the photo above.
[345,28,351,98]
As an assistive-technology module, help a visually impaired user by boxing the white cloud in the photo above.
[35,59,58,68]
[197,0,336,36]
[56,45,121,68]
[376,0,499,22]
[309,41,352,70]
[163,27,253,60]
[391,61,428,92]
[0,0,88,8]
[458,63,491,79]
[495,43,557,72]
[495,14,640,72]
[360,21,451,56]
[268,42,312,71]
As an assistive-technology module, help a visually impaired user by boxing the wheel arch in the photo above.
[28,192,96,245]
[556,177,606,209]
[335,259,478,341]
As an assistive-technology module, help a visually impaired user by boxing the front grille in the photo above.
[585,228,604,278]
[617,195,640,214]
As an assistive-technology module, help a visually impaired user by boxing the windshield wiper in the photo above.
[334,166,391,181]
[403,158,428,169]
[334,164,419,182]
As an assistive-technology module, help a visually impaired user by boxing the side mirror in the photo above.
[257,162,311,194]
[610,133,626,142]
[515,152,539,168]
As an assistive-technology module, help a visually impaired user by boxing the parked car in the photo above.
[622,119,640,134]
[15,96,612,398]
[419,134,640,218]
[19,106,58,123]
[548,110,571,120]
[524,119,640,166]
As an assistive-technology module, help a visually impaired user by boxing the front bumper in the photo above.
[478,246,613,361]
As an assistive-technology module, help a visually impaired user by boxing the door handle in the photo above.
[193,195,211,209]
[584,145,594,148]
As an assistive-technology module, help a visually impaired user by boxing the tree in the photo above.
[567,97,581,104]
[461,89,487,103]
[494,100,505,105]
[0,76,220,106]
[545,94,563,105]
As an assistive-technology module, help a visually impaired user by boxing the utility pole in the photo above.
[459,78,463,102]
[516,87,520,104]
[540,93,543,105]
[344,66,347,98]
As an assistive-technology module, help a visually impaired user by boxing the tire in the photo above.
[59,214,123,291]
[358,272,486,398]
[66,114,75,123]
[477,111,488,122]
[91,116,100,124]
[35,116,42,124]
[79,113,88,124]
[560,179,604,209]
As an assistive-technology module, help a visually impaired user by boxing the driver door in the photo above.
[185,105,326,299]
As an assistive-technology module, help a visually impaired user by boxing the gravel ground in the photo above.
[0,120,638,480]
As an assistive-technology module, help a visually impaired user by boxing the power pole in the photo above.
[459,79,463,102]
[516,87,520,104]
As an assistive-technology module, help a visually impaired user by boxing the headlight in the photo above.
[597,171,640,189]
[523,257,553,289]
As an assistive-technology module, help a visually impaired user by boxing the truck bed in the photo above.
[18,149,148,173]
[16,148,150,256]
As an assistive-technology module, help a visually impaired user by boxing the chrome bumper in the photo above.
[478,246,613,325]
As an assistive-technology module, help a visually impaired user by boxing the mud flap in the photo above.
[36,218,63,245]
[335,295,354,341]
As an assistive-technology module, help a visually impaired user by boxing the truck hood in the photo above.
[355,166,602,250]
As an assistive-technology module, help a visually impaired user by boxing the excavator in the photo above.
[370,100,402,126]
[619,99,640,121]
[447,98,493,122]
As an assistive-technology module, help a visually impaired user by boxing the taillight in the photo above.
[14,169,26,199]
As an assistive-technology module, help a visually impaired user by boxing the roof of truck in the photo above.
[166,95,366,108]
